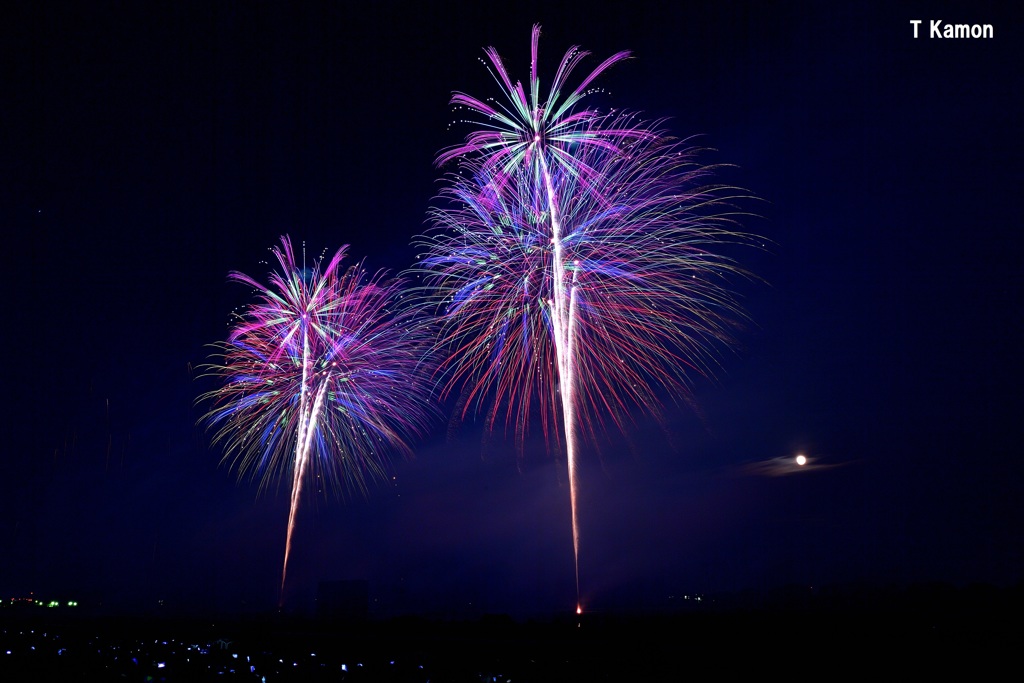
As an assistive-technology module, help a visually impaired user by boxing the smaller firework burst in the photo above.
[199,236,433,600]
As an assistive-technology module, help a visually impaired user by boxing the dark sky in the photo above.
[3,1,1021,618]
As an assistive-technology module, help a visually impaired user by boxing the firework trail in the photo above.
[200,236,433,602]
[417,26,756,612]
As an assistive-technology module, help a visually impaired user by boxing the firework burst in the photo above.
[423,132,753,442]
[200,236,433,601]
[438,24,651,189]
[417,26,758,611]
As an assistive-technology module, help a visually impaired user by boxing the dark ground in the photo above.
[3,582,1019,681]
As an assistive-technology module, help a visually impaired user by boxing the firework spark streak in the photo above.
[200,236,432,602]
[417,26,757,612]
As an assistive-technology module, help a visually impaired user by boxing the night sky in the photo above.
[3,2,1021,618]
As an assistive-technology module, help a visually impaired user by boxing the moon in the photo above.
[795,454,807,466]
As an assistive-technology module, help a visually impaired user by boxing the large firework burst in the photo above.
[417,26,758,611]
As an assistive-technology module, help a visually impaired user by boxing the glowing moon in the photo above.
[796,454,807,466]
